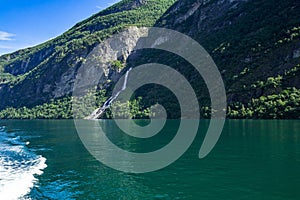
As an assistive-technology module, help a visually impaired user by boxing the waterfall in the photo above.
[85,68,132,119]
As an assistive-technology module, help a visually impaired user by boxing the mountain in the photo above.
[0,0,176,108]
[0,0,299,119]
[156,0,300,118]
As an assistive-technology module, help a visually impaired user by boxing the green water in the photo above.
[1,120,299,199]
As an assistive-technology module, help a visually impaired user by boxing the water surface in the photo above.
[0,120,299,199]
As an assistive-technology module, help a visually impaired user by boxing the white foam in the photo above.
[0,132,47,200]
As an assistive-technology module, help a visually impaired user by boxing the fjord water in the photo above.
[0,120,299,199]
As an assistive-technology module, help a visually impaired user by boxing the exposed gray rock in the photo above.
[54,26,149,98]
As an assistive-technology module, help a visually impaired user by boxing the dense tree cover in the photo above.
[102,97,152,119]
[0,91,152,119]
[0,97,73,119]
[0,86,299,119]
[228,87,300,119]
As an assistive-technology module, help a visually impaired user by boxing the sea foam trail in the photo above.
[0,126,47,200]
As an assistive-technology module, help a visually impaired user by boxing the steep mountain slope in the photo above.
[0,0,177,109]
[0,0,299,119]
[156,0,300,118]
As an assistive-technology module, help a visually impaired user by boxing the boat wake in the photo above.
[0,126,47,200]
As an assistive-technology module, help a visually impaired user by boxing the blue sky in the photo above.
[0,0,120,55]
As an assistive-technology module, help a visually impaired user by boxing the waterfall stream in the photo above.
[85,68,132,119]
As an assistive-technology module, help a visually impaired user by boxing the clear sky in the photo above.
[0,0,120,55]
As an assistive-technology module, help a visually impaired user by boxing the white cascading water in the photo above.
[86,68,132,119]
